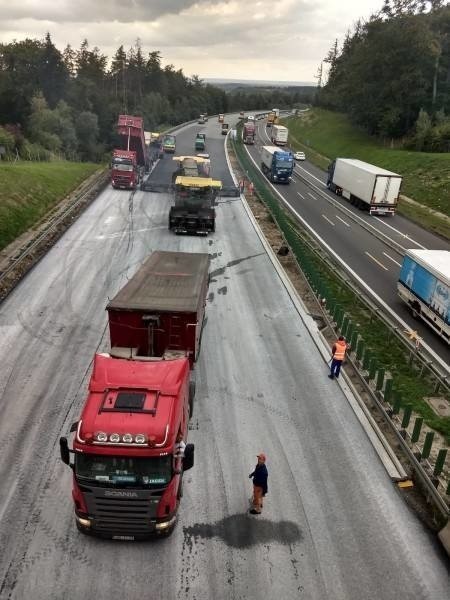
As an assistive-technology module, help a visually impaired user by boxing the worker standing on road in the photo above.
[328,335,350,380]
[249,453,268,514]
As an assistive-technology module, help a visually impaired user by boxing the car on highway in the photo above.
[293,151,305,161]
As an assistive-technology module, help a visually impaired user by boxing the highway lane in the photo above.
[267,121,450,252]
[0,118,448,599]
[248,121,450,365]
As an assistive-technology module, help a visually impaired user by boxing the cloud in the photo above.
[0,0,383,80]
[0,1,228,23]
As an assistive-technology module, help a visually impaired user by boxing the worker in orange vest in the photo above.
[328,336,349,379]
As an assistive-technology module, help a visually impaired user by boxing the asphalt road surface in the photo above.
[0,119,448,599]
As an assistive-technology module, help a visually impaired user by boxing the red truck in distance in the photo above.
[111,149,139,189]
[111,114,149,189]
[243,121,256,144]
[60,251,210,540]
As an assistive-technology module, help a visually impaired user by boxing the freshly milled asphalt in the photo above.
[0,118,448,600]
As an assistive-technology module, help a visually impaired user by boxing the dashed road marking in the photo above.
[365,252,389,271]
[336,215,350,227]
[322,214,335,226]
[382,252,402,267]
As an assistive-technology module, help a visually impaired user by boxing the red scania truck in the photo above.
[60,251,210,540]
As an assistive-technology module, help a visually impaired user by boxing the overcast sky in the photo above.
[0,0,383,82]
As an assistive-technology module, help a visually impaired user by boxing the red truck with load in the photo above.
[111,149,139,189]
[111,114,148,188]
[60,251,210,540]
[243,122,255,144]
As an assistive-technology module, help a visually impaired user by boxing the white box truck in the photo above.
[397,249,450,344]
[271,124,288,146]
[327,158,402,215]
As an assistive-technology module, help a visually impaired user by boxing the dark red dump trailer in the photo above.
[107,251,210,368]
[116,114,148,170]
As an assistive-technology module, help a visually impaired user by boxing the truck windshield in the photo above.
[164,136,175,145]
[276,159,292,169]
[75,454,172,488]
[113,163,133,171]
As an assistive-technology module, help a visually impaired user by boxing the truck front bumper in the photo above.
[75,512,177,540]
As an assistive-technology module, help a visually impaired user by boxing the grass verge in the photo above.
[0,161,101,251]
[285,109,450,238]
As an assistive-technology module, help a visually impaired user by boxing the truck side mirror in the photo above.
[183,443,195,471]
[59,437,71,466]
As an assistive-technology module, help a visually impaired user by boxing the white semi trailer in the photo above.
[271,124,288,146]
[327,158,402,215]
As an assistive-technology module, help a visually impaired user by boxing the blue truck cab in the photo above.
[261,146,294,183]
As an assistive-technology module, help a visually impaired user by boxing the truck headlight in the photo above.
[76,516,91,528]
[155,516,177,531]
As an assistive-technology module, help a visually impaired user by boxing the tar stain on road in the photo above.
[183,514,301,549]
[209,253,265,279]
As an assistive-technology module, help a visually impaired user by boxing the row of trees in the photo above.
[0,36,230,161]
[316,1,450,150]
[0,35,307,162]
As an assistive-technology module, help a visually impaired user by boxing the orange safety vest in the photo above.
[333,340,347,361]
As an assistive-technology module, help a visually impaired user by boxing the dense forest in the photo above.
[0,36,304,162]
[317,0,450,151]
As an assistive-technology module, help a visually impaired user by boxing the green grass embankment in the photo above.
[285,109,450,238]
[0,161,101,251]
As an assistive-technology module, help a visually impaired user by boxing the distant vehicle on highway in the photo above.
[247,115,255,121]
[293,151,305,161]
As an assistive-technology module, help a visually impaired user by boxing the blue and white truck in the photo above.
[261,146,294,184]
[397,249,450,344]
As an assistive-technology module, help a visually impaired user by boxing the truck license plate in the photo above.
[113,535,135,541]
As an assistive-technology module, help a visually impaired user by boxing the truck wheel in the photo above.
[411,302,421,319]
[189,381,196,419]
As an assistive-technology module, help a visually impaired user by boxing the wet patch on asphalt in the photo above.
[183,513,302,549]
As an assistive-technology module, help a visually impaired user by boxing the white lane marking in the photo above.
[291,177,297,183]
[372,216,427,249]
[241,144,450,374]
[365,252,389,271]
[297,192,305,200]
[296,165,326,185]
[336,215,350,227]
[382,252,402,267]
[322,214,335,226]
[308,192,317,200]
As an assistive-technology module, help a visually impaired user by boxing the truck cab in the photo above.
[218,114,224,123]
[195,133,206,151]
[61,355,194,540]
[221,123,229,135]
[111,150,139,189]
[162,134,176,154]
